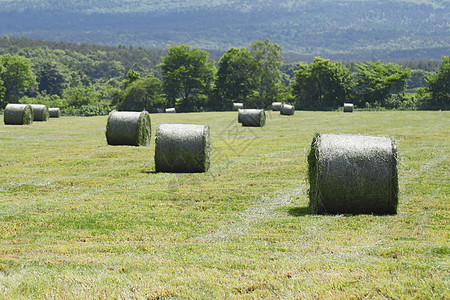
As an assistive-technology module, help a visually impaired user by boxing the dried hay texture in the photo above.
[155,124,210,173]
[238,109,266,127]
[106,111,151,146]
[49,108,61,118]
[4,104,33,125]
[233,103,244,111]
[30,104,49,121]
[308,133,398,215]
[280,104,295,115]
[165,108,176,113]
[344,103,354,112]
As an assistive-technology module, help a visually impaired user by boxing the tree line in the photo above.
[0,37,448,115]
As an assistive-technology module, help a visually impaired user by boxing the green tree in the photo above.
[0,64,5,103]
[62,85,99,108]
[425,56,449,110]
[34,60,69,97]
[0,54,36,108]
[292,57,352,110]
[213,47,257,110]
[159,44,215,111]
[116,75,165,112]
[355,61,411,106]
[123,69,141,87]
[248,39,283,108]
[408,69,432,91]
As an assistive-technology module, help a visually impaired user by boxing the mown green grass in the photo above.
[0,111,448,299]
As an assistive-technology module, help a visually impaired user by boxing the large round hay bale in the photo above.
[308,133,398,215]
[4,104,33,125]
[272,102,282,111]
[280,104,295,115]
[155,124,210,173]
[165,108,176,113]
[238,109,266,127]
[105,110,151,146]
[49,108,61,118]
[344,103,354,112]
[30,104,49,121]
[233,103,244,111]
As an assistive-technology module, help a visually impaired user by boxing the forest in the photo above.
[0,36,448,115]
[0,0,448,62]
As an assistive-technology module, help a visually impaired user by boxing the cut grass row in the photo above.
[0,111,448,298]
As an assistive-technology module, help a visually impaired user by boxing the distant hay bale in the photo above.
[30,104,49,121]
[105,110,151,146]
[155,124,210,173]
[308,133,398,215]
[272,102,282,111]
[4,104,33,125]
[49,108,61,118]
[280,104,295,115]
[233,103,244,111]
[165,108,176,113]
[344,103,354,112]
[238,109,266,127]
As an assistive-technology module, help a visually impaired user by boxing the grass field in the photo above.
[0,111,448,299]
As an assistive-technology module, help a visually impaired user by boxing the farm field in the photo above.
[0,111,449,299]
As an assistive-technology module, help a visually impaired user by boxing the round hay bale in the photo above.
[280,104,295,115]
[4,104,33,125]
[165,108,176,113]
[272,102,282,111]
[48,108,61,118]
[105,110,151,146]
[233,103,244,111]
[308,133,398,215]
[344,103,354,113]
[155,124,210,173]
[30,104,49,121]
[238,109,266,127]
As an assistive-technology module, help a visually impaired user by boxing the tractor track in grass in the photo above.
[199,186,306,243]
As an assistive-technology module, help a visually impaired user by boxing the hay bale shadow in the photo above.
[140,170,157,174]
[288,206,311,217]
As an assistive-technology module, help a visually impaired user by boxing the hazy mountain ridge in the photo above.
[0,0,448,61]
[1,0,448,13]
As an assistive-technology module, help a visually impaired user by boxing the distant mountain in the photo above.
[0,0,448,61]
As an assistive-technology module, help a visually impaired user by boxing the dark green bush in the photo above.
[63,104,113,116]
